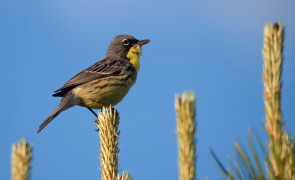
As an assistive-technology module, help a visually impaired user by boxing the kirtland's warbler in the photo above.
[37,35,149,133]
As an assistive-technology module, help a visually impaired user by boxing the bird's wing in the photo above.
[53,57,129,97]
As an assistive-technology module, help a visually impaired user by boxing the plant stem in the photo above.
[262,21,284,179]
[95,106,120,180]
[11,139,32,180]
[175,91,197,180]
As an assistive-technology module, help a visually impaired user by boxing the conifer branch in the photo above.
[95,106,120,180]
[175,91,197,180]
[11,139,32,180]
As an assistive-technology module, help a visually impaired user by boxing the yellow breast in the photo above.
[127,45,142,70]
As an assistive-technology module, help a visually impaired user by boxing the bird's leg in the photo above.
[86,107,100,132]
[87,107,98,118]
[87,103,115,132]
[86,107,100,130]
[88,102,107,132]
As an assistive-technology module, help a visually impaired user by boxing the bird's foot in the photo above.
[94,119,99,132]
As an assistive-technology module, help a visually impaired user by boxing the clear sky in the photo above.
[1,0,294,179]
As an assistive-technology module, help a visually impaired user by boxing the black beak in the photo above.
[136,39,150,46]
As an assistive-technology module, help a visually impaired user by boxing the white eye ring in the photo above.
[121,39,129,45]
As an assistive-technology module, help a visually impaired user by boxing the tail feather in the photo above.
[37,106,62,134]
[37,92,78,134]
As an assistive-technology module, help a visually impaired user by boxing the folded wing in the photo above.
[53,58,127,97]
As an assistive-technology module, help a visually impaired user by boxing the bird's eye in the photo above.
[121,39,129,45]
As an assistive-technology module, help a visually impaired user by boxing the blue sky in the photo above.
[1,0,294,179]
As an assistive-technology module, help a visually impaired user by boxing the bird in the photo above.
[37,35,150,133]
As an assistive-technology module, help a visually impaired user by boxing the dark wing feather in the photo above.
[53,58,128,97]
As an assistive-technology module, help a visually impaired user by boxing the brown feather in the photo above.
[52,57,132,97]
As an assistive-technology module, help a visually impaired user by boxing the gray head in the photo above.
[106,35,150,58]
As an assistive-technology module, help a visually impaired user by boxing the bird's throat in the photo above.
[127,45,142,70]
